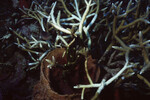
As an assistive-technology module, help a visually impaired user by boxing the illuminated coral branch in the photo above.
[74,50,138,99]
[14,0,150,99]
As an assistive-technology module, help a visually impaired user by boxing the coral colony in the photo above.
[8,0,150,99]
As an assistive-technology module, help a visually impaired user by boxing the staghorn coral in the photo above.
[5,0,150,99]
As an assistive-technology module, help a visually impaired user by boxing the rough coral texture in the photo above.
[33,48,100,100]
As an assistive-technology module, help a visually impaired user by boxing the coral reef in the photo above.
[0,0,150,100]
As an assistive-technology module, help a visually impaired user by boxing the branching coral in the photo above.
[8,0,150,99]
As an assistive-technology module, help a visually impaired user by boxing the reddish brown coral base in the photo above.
[33,48,100,100]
